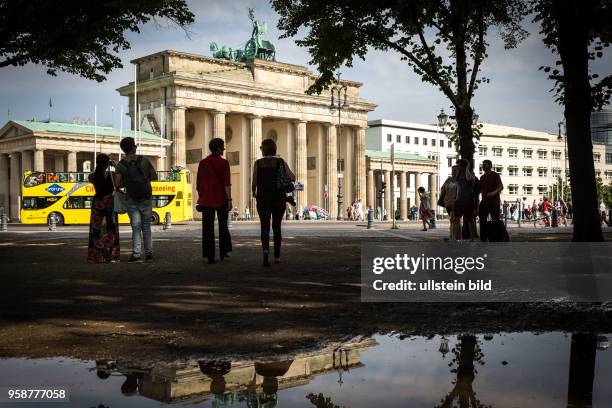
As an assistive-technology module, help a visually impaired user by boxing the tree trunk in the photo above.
[555,0,603,241]
[455,106,475,168]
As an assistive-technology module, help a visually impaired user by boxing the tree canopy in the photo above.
[0,0,194,81]
[273,0,528,164]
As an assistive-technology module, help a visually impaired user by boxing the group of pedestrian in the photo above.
[346,199,364,221]
[438,159,502,241]
[87,137,157,263]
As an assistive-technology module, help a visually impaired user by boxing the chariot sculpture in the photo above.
[209,8,276,62]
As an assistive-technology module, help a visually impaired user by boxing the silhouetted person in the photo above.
[197,138,232,264]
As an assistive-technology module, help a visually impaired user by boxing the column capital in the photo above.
[169,105,187,111]
[246,114,262,120]
[292,119,307,124]
[212,109,227,115]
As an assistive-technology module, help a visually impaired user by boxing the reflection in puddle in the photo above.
[0,332,610,407]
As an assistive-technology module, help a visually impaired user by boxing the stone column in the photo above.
[171,107,186,167]
[344,128,354,205]
[383,170,391,219]
[156,157,165,172]
[21,151,33,174]
[316,125,325,207]
[241,116,251,219]
[429,173,438,210]
[294,120,308,211]
[33,149,45,172]
[212,110,226,142]
[0,154,9,215]
[325,124,338,219]
[249,115,262,217]
[286,121,295,171]
[399,171,407,220]
[54,154,65,172]
[414,172,421,208]
[366,168,375,210]
[67,151,77,172]
[9,153,20,220]
[355,127,366,206]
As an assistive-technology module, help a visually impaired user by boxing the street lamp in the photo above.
[330,71,349,221]
[435,109,448,218]
[557,120,568,200]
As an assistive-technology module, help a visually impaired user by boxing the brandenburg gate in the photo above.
[117,50,376,218]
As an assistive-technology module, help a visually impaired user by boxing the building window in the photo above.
[552,168,561,177]
[307,156,316,170]
[593,153,601,162]
[538,185,548,195]
[552,150,561,160]
[479,146,488,156]
[508,185,518,195]
[479,165,483,175]
[448,141,452,148]
[523,185,533,195]
[337,159,345,172]
[538,168,548,177]
[428,154,439,162]
[508,148,518,158]
[523,167,533,177]
[440,140,444,148]
[396,135,401,143]
[414,137,419,145]
[538,149,547,159]
[606,171,612,180]
[494,165,503,174]
[606,153,612,164]
[523,148,533,159]
[432,139,436,147]
[387,134,392,142]
[596,170,601,178]
[508,166,518,176]
[405,135,410,144]
[423,138,428,146]
[448,157,454,167]
[492,147,503,157]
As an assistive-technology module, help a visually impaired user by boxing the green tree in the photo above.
[272,0,528,166]
[0,0,194,81]
[596,177,612,209]
[532,0,611,241]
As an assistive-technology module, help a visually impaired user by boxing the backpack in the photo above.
[120,156,152,199]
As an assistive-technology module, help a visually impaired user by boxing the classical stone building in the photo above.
[117,50,376,218]
[0,120,167,220]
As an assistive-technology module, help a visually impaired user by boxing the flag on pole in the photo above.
[49,98,52,108]
[6,108,10,118]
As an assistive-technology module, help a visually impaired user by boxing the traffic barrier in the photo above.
[0,213,7,231]
[163,212,172,230]
[48,213,57,231]
[367,209,373,229]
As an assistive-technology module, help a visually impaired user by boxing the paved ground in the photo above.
[0,222,611,364]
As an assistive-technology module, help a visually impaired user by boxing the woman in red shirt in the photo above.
[197,138,232,264]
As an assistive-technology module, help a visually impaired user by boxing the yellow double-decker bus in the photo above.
[20,169,193,225]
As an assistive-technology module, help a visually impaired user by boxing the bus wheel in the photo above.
[48,212,64,226]
[151,212,160,225]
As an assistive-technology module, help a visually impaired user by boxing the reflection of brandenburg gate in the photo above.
[118,51,376,218]
[132,338,377,403]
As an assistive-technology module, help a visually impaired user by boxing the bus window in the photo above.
[58,173,69,183]
[77,173,88,182]
[84,197,93,209]
[152,195,174,208]
[22,196,59,210]
[68,173,77,182]
[64,196,84,209]
[24,173,44,187]
[46,173,59,183]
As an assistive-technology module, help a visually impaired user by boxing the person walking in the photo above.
[252,139,296,266]
[245,207,251,221]
[197,138,232,264]
[87,153,120,263]
[478,159,503,241]
[115,137,157,263]
[418,187,433,231]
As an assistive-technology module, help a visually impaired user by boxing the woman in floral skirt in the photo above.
[87,153,120,263]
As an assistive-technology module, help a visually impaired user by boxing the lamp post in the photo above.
[436,109,448,217]
[330,72,349,221]
[557,120,569,201]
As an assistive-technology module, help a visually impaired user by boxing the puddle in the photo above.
[0,332,610,407]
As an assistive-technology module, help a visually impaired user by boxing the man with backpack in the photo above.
[478,159,504,242]
[115,137,158,263]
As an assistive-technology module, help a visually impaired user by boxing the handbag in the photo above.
[109,169,128,214]
[275,159,295,194]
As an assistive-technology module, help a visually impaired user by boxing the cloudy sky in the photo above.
[1,0,610,133]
